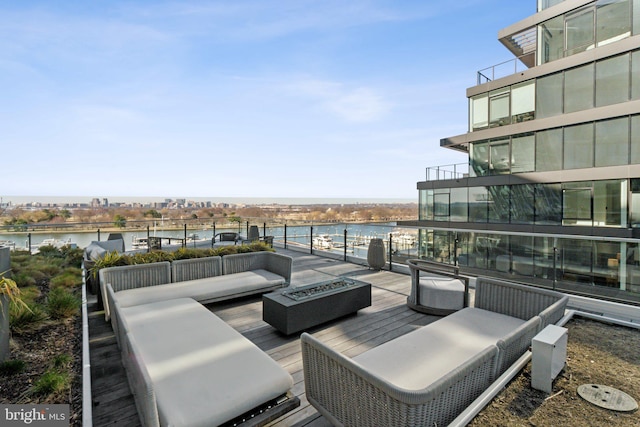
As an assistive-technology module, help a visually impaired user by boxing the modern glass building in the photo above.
[402,0,640,304]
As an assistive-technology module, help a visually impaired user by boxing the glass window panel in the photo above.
[594,180,625,227]
[433,231,451,263]
[596,54,630,107]
[511,81,535,123]
[489,89,510,127]
[536,128,563,171]
[470,141,489,177]
[635,0,640,36]
[536,183,562,225]
[538,15,565,65]
[468,187,488,223]
[488,185,510,223]
[510,235,536,276]
[450,187,468,222]
[539,0,565,11]
[419,189,432,220]
[473,234,505,269]
[434,191,449,221]
[559,238,593,282]
[632,115,640,163]
[626,241,640,291]
[565,64,594,113]
[596,0,631,47]
[631,179,640,227]
[490,139,510,175]
[419,229,434,259]
[564,123,594,169]
[512,134,535,173]
[595,117,629,167]
[511,184,535,224]
[533,236,557,279]
[455,232,470,267]
[536,73,563,118]
[563,182,593,225]
[470,93,489,131]
[632,51,640,100]
[592,240,621,287]
[566,9,595,55]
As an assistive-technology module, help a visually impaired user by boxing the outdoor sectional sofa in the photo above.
[100,251,292,322]
[301,277,569,427]
[98,251,298,427]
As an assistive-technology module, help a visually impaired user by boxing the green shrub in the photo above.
[31,370,71,396]
[47,288,79,320]
[172,248,217,260]
[35,262,62,278]
[14,286,40,305]
[12,268,45,287]
[10,302,48,332]
[60,246,83,268]
[0,359,26,376]
[51,353,72,370]
[50,267,82,289]
[88,243,273,279]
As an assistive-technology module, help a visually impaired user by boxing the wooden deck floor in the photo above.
[88,249,442,426]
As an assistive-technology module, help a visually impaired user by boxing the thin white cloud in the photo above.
[285,78,389,123]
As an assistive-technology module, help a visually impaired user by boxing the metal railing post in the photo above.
[146,226,150,253]
[28,233,31,255]
[284,224,288,249]
[263,222,266,239]
[553,247,558,291]
[344,229,347,262]
[97,229,101,241]
[310,226,314,254]
[388,234,393,271]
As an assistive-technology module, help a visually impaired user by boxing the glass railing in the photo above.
[0,219,421,269]
[538,0,565,12]
[477,54,534,85]
[425,163,468,181]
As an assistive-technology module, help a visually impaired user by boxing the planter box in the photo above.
[263,278,371,335]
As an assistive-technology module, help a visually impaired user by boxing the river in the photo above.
[0,222,419,255]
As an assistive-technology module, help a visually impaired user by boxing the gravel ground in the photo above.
[469,317,640,427]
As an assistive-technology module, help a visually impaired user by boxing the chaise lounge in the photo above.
[114,296,298,427]
[302,277,568,426]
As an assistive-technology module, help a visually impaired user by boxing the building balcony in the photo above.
[424,163,469,181]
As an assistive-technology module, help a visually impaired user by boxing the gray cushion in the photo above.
[115,269,285,309]
[354,307,525,390]
[121,298,292,427]
[417,277,465,310]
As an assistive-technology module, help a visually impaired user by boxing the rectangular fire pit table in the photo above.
[263,277,372,335]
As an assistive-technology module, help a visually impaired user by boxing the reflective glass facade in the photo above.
[468,114,640,177]
[412,0,640,304]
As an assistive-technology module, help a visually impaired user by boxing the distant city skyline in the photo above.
[1,1,533,199]
[1,195,416,206]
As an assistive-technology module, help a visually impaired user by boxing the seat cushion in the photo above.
[121,298,292,427]
[116,269,285,309]
[354,307,526,390]
[418,277,465,310]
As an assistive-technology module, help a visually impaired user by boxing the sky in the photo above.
[1,1,534,202]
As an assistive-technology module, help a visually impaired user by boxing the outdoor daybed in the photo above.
[100,251,292,322]
[112,296,298,427]
[301,277,568,427]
